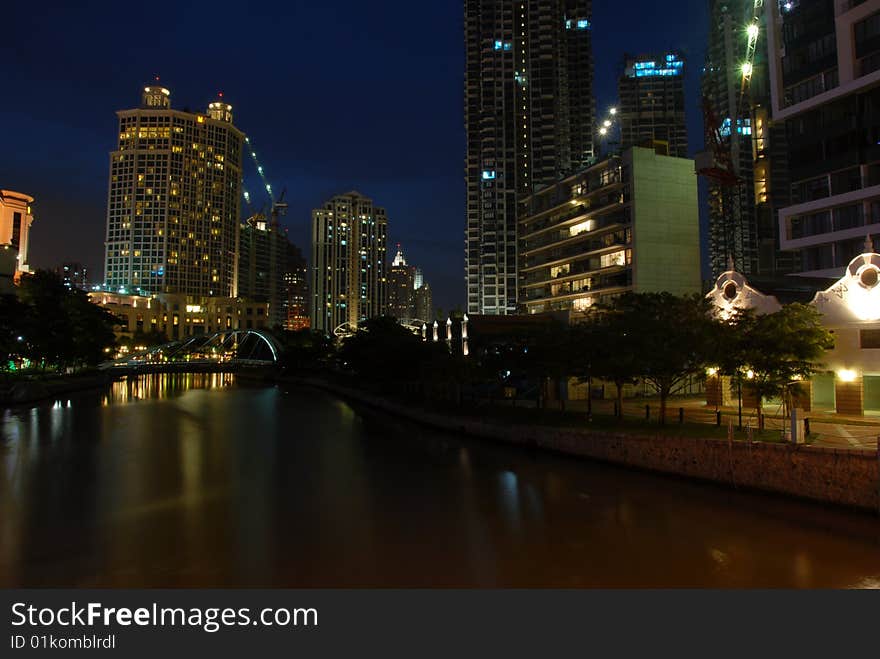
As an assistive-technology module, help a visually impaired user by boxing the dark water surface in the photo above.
[1,374,878,588]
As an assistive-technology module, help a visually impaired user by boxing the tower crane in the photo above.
[242,135,288,228]
[697,0,764,273]
[240,135,290,325]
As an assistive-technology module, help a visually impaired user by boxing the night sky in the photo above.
[1,0,708,313]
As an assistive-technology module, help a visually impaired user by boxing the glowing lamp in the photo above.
[837,369,858,383]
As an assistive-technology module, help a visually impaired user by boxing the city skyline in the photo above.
[1,1,709,313]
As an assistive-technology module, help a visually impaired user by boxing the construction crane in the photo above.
[242,135,288,228]
[696,0,764,273]
[239,136,290,326]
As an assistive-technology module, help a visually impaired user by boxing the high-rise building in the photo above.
[414,282,433,323]
[55,262,89,290]
[765,0,880,277]
[238,214,307,328]
[618,53,688,158]
[103,85,243,297]
[387,245,415,320]
[284,261,309,331]
[465,1,595,316]
[0,189,35,282]
[702,0,796,278]
[311,191,388,334]
[518,145,701,318]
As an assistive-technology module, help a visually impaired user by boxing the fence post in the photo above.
[804,417,810,436]
[679,407,684,424]
[645,404,650,420]
[716,410,722,426]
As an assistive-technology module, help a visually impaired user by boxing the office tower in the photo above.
[413,266,424,290]
[55,262,89,290]
[284,261,309,331]
[702,0,796,278]
[765,0,880,277]
[238,214,307,328]
[618,53,688,158]
[518,146,700,317]
[103,85,243,297]
[311,191,388,334]
[465,1,595,315]
[387,245,415,320]
[0,189,35,282]
[414,282,433,323]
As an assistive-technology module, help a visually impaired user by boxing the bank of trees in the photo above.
[1,271,118,373]
[278,292,834,425]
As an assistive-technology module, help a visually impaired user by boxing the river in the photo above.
[1,373,878,587]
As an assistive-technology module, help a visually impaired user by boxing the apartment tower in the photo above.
[766,0,880,277]
[618,53,688,157]
[103,85,243,297]
[311,191,388,334]
[465,0,595,315]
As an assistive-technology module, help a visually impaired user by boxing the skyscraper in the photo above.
[765,0,880,277]
[103,85,243,297]
[618,53,688,158]
[465,1,595,315]
[387,244,415,320]
[311,191,388,334]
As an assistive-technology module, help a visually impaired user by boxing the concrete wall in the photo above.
[304,378,880,513]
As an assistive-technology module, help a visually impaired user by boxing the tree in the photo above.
[10,271,117,372]
[277,328,336,370]
[596,292,717,424]
[741,304,833,428]
[581,310,640,418]
[338,316,448,385]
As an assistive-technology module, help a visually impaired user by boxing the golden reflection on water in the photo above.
[102,372,235,406]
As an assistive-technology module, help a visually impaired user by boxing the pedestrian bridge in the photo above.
[105,329,283,370]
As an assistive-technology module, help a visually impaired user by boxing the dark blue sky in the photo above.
[1,0,708,312]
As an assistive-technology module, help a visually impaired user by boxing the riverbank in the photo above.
[282,375,880,514]
[0,371,115,407]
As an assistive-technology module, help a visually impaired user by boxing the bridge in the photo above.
[103,329,283,373]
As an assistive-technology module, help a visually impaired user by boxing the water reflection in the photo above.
[1,375,879,588]
[102,372,235,406]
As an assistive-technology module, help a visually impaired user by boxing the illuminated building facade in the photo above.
[0,189,35,282]
[284,262,309,331]
[238,214,307,328]
[518,146,700,318]
[707,238,880,415]
[465,0,596,316]
[103,85,243,297]
[91,291,269,342]
[311,191,388,334]
[765,0,880,278]
[387,245,415,320]
[618,53,688,158]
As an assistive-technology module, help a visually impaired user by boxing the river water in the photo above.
[1,374,878,587]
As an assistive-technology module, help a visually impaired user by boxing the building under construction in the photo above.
[701,0,798,279]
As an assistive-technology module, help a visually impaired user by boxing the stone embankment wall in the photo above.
[300,378,880,513]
